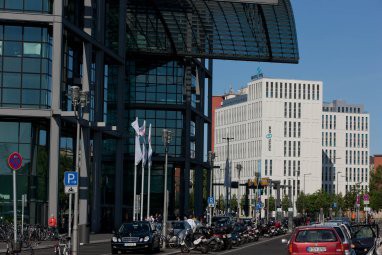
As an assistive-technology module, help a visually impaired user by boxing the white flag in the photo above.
[142,137,147,167]
[134,135,142,166]
[131,117,140,135]
[148,124,153,166]
[139,120,146,137]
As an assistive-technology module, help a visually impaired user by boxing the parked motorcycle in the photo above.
[180,229,209,254]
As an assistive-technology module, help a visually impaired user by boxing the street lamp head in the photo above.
[68,86,80,105]
[236,164,242,171]
[162,129,172,145]
[79,91,90,108]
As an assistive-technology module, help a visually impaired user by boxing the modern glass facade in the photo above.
[0,25,52,108]
[0,0,298,236]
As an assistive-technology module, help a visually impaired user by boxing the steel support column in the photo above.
[114,0,127,229]
[48,0,63,223]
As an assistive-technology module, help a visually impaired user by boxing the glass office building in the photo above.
[0,0,298,236]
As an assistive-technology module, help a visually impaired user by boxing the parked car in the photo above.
[350,224,379,255]
[282,226,348,255]
[312,223,355,255]
[111,221,161,254]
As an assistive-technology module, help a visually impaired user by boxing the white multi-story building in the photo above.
[214,77,323,212]
[322,100,370,195]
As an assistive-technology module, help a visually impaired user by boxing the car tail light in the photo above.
[335,243,344,252]
[288,243,293,254]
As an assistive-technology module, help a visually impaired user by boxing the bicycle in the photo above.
[54,234,71,255]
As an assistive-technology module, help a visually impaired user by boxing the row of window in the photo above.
[322,115,337,130]
[215,120,262,144]
[322,132,336,147]
[0,0,52,13]
[346,115,368,131]
[322,149,337,164]
[345,150,369,166]
[264,159,273,176]
[248,82,262,101]
[265,81,320,101]
[284,102,301,119]
[346,167,368,183]
[216,160,262,180]
[346,133,368,148]
[346,185,368,193]
[284,121,301,138]
[216,102,262,126]
[283,179,300,197]
[283,160,301,177]
[283,140,301,158]
[323,106,362,114]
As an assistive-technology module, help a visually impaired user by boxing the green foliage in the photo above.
[296,193,305,213]
[217,194,225,210]
[343,191,357,210]
[268,196,275,211]
[370,166,382,211]
[281,195,290,211]
[230,194,238,212]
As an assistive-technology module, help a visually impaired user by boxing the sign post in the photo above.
[363,194,370,223]
[8,152,23,248]
[64,171,78,238]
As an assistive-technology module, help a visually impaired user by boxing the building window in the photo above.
[303,84,306,99]
[312,84,315,100]
[293,102,297,118]
[346,116,348,130]
[307,84,310,99]
[284,141,287,156]
[275,83,278,98]
[293,122,296,138]
[285,82,288,98]
[266,82,269,98]
[288,141,291,157]
[298,141,301,157]
[298,103,301,118]
[289,83,292,99]
[317,85,320,100]
[289,102,292,118]
[265,159,268,175]
[284,160,286,176]
[284,102,287,118]
[294,83,296,99]
[334,115,336,129]
[298,122,301,138]
[288,121,291,137]
[284,121,287,137]
[288,160,291,176]
[270,160,273,176]
[270,82,273,98]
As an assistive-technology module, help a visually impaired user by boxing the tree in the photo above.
[268,196,275,212]
[230,194,238,212]
[370,166,382,211]
[296,192,306,214]
[281,195,290,212]
[217,194,225,211]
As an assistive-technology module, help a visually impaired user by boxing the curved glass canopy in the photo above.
[126,0,299,63]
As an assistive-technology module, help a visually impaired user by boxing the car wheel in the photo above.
[111,248,119,254]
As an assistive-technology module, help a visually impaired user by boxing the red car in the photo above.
[282,226,347,255]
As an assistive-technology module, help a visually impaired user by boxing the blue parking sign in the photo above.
[207,196,215,205]
[64,171,78,186]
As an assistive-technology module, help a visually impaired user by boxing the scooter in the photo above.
[180,229,209,254]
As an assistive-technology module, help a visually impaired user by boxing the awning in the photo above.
[126,0,299,63]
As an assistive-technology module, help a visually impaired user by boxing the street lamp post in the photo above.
[336,171,342,217]
[222,137,234,214]
[303,173,312,216]
[162,129,171,249]
[236,164,242,216]
[68,86,89,255]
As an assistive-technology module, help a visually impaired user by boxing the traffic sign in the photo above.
[208,196,215,208]
[363,194,370,205]
[333,202,337,209]
[64,172,78,186]
[266,133,272,139]
[65,186,78,194]
[356,194,360,205]
[256,202,263,210]
[8,152,22,171]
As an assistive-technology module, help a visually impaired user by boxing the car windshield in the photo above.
[351,226,376,239]
[213,217,229,225]
[296,229,338,243]
[119,223,150,236]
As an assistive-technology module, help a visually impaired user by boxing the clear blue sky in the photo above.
[213,0,382,155]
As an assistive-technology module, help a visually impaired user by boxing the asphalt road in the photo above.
[18,234,289,255]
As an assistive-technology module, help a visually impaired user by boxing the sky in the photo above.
[212,0,382,155]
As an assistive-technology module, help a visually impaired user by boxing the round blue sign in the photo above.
[8,152,23,171]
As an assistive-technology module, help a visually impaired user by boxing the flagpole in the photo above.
[133,163,137,221]
[140,158,145,221]
[147,162,151,219]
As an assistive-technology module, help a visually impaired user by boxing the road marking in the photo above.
[217,235,288,255]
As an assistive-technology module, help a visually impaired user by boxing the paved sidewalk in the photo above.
[0,233,114,254]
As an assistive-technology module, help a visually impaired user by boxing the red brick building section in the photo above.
[370,155,382,172]
[211,96,224,152]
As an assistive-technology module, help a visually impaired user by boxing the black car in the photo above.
[350,224,379,255]
[111,221,161,254]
